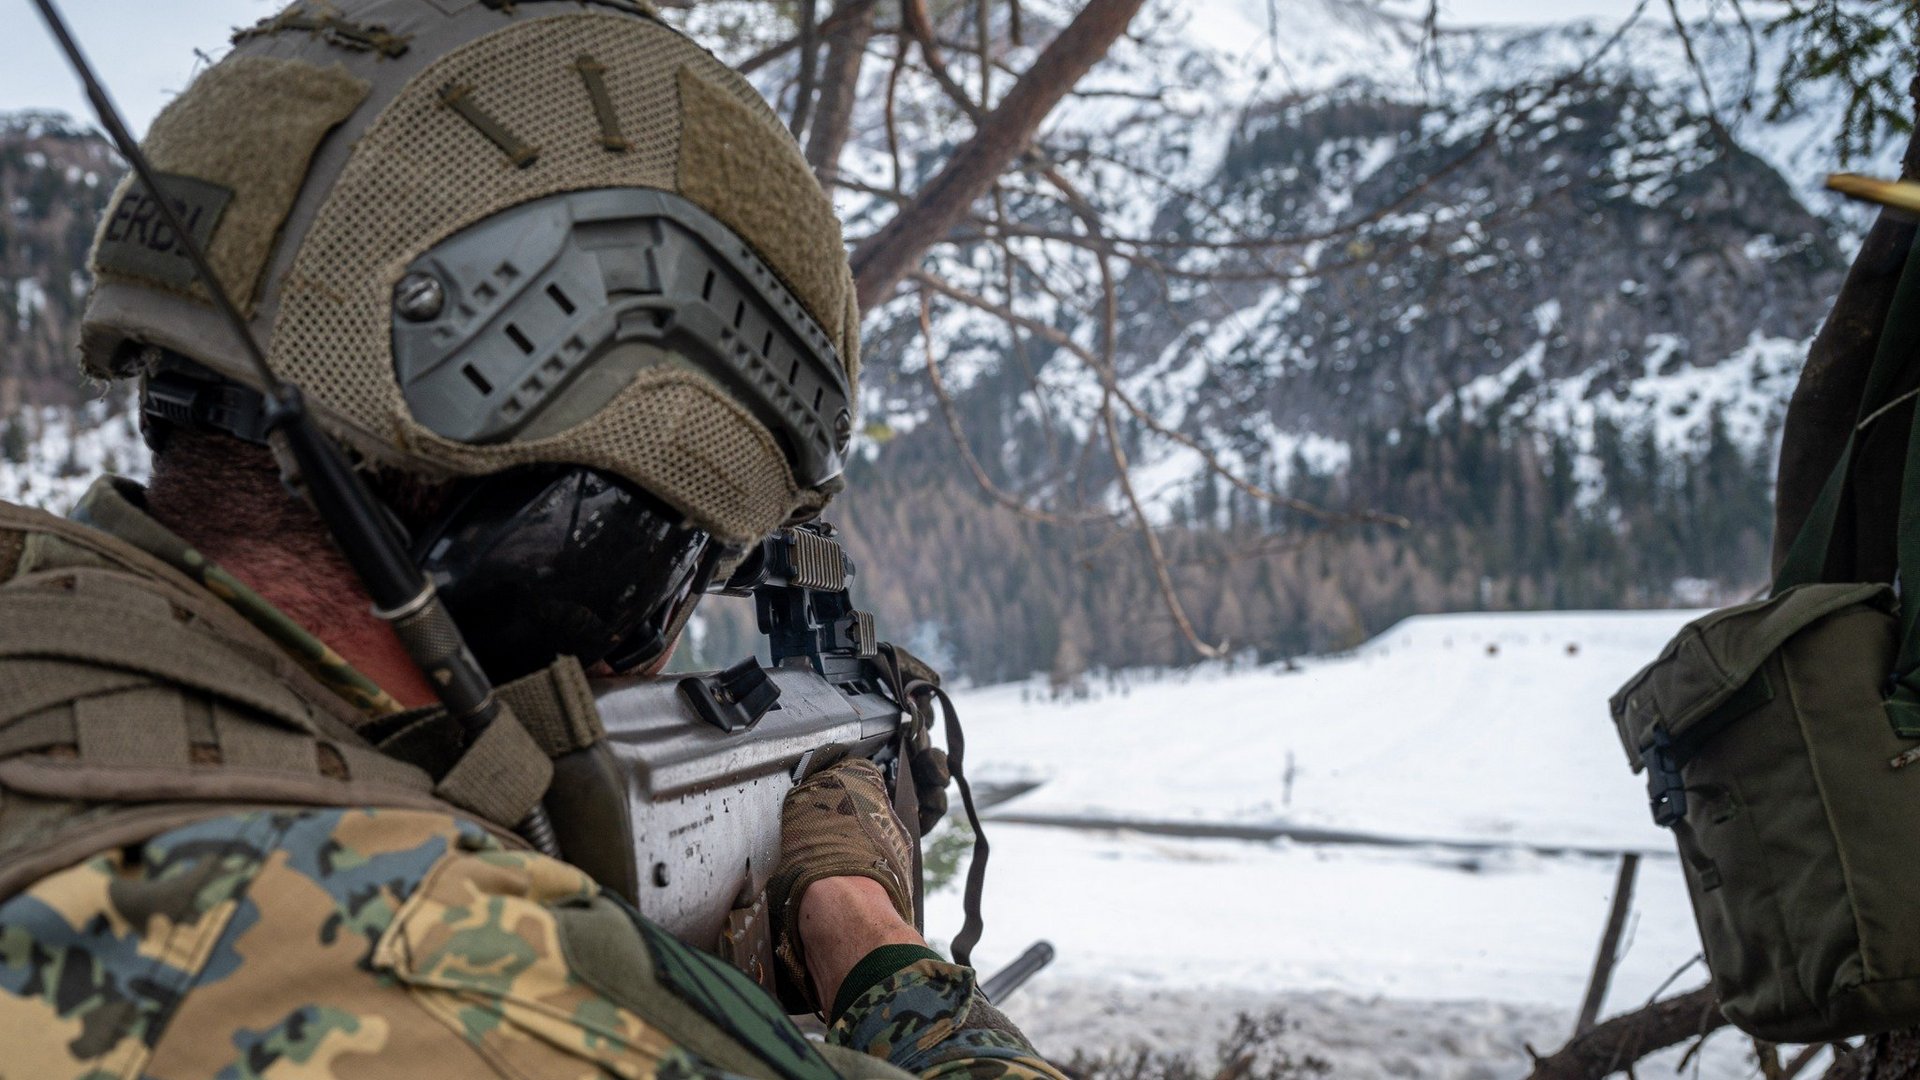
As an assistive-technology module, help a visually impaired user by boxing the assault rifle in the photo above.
[543,522,992,992]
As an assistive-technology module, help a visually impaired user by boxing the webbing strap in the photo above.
[0,702,438,816]
[214,705,327,774]
[0,593,317,734]
[893,727,925,933]
[0,661,147,728]
[930,686,988,968]
[875,643,985,966]
[496,657,605,758]
[430,701,553,832]
[873,645,933,933]
[0,529,23,580]
[77,688,190,768]
[0,711,78,758]
[1775,238,1920,593]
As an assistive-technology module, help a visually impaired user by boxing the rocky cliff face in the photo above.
[0,5,1882,679]
[814,6,1864,678]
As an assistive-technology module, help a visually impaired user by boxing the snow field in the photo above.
[925,609,1778,1076]
[953,609,1705,852]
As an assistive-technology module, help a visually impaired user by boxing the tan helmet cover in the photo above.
[82,0,861,546]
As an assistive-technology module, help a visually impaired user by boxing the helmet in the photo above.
[83,0,863,679]
[82,0,859,551]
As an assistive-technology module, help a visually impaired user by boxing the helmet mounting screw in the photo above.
[395,272,447,322]
[834,409,853,453]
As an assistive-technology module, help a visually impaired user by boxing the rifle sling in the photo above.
[929,685,989,969]
[875,642,986,968]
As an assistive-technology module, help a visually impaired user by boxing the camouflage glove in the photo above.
[768,747,916,1015]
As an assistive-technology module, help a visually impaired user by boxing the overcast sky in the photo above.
[1,0,1668,134]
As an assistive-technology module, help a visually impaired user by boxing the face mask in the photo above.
[412,466,725,683]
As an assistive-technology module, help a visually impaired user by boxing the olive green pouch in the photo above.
[1611,583,1920,1042]
[1611,241,1920,1043]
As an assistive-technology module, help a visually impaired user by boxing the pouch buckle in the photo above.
[1640,727,1687,827]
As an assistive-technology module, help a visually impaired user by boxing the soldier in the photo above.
[0,2,1064,1077]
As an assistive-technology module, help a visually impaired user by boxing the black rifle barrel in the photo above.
[979,941,1056,1004]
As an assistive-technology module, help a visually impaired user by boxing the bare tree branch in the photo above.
[1524,985,1728,1080]
[789,0,822,136]
[852,0,1150,311]
[1075,207,1227,661]
[807,0,881,179]
[884,31,909,194]
[737,2,873,75]
[909,267,1408,530]
[914,290,1101,525]
[1662,0,1735,148]
[902,0,987,122]
[975,0,992,106]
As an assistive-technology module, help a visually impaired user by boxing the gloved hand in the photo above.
[767,747,916,1014]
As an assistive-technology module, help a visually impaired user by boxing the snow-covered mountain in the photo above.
[798,0,1875,678]
[0,0,1895,679]
[839,0,1861,474]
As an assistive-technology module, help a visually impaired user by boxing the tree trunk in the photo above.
[806,0,879,180]
[1526,986,1727,1080]
[850,0,1148,312]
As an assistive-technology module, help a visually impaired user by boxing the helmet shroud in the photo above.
[83,0,861,547]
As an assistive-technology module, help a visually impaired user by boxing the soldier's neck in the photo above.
[144,439,440,713]
[197,530,441,711]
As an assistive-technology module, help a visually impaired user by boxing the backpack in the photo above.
[1610,246,1920,1043]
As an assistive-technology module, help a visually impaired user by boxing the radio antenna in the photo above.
[28,0,560,856]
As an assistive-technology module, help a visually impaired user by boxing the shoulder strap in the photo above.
[496,656,605,756]
[1775,238,1920,594]
[0,584,323,734]
[0,568,442,806]
[0,499,373,740]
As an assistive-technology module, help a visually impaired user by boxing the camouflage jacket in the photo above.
[0,479,1064,1080]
